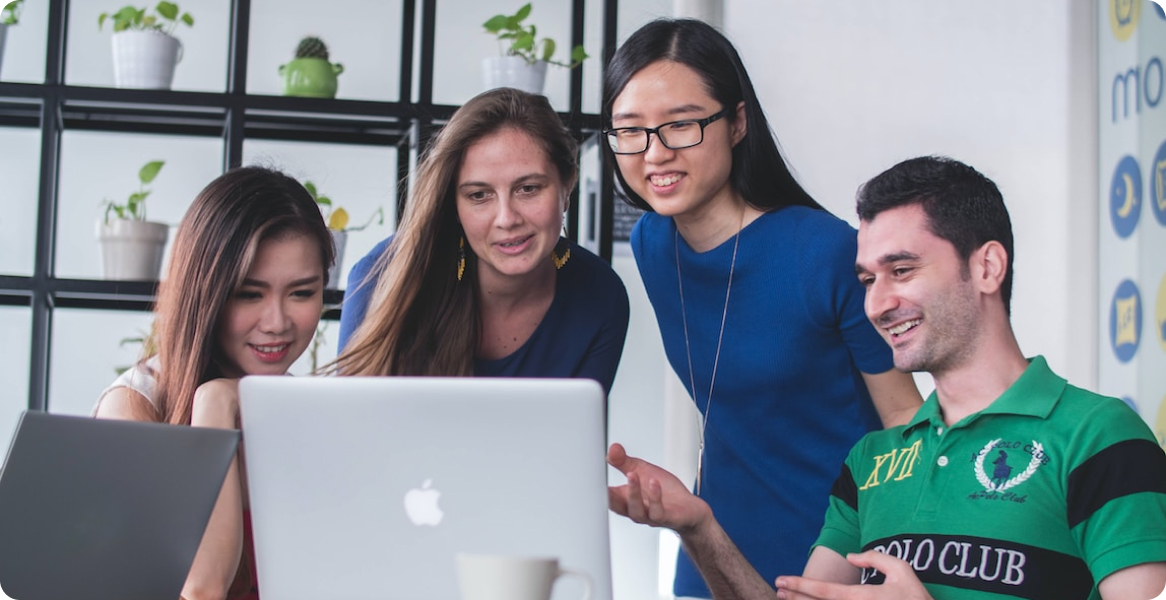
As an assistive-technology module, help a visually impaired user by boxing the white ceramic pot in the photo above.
[96,219,169,280]
[328,229,347,289]
[111,30,183,90]
[482,56,547,95]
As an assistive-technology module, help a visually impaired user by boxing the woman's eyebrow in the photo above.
[611,104,706,122]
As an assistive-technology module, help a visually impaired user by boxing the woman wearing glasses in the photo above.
[602,19,922,598]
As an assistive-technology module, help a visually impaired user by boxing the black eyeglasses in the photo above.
[603,109,728,155]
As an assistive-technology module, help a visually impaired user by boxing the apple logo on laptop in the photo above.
[404,479,443,526]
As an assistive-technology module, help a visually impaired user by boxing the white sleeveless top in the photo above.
[93,357,161,415]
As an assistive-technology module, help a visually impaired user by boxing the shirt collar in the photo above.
[901,356,1067,438]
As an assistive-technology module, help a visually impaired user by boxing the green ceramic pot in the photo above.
[279,58,344,98]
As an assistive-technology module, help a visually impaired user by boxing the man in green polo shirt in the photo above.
[607,156,1166,600]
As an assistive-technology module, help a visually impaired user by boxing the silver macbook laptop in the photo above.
[0,411,239,600]
[239,376,612,600]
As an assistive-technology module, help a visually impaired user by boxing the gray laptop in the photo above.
[0,411,239,600]
[239,376,613,600]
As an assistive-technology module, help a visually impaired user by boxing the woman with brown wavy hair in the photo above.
[94,166,334,600]
[335,87,629,394]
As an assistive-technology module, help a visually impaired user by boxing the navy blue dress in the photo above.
[338,237,630,394]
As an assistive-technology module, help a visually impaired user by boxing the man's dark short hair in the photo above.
[856,156,1015,314]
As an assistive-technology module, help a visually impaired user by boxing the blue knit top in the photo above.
[632,206,894,598]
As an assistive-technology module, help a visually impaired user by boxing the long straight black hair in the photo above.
[602,18,823,213]
[152,167,334,425]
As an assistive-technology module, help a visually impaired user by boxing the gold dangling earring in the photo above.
[457,236,466,281]
[551,238,570,270]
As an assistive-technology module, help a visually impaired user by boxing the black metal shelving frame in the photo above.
[2,0,619,412]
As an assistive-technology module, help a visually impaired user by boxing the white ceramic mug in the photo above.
[456,553,592,600]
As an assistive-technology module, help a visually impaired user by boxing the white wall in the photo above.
[725,0,1099,390]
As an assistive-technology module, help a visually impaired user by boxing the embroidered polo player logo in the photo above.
[991,451,1012,487]
[973,439,1044,493]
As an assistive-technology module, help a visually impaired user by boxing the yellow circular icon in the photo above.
[1111,0,1142,42]
[1158,272,1166,352]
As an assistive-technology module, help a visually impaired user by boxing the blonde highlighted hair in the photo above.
[333,87,578,376]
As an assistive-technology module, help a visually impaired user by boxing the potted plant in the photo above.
[482,2,588,95]
[279,36,344,99]
[98,1,194,90]
[0,0,25,76]
[97,160,170,280]
[303,181,383,288]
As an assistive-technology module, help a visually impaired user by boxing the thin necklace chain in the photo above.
[676,213,743,496]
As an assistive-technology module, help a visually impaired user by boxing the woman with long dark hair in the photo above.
[602,19,922,597]
[95,166,335,600]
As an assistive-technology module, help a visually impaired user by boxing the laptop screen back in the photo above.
[239,376,612,600]
[0,411,239,600]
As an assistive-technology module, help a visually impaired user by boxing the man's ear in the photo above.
[971,241,1008,296]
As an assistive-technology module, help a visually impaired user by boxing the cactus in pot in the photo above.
[296,36,328,60]
[279,35,344,98]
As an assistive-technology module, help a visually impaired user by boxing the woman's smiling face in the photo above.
[610,60,745,221]
[216,233,324,377]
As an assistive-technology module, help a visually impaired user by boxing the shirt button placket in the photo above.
[914,422,950,519]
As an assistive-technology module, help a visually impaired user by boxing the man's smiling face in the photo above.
[855,203,981,376]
